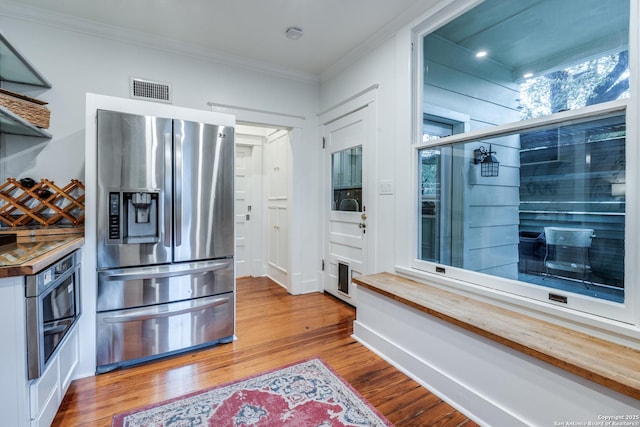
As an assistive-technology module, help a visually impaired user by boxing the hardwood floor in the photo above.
[52,276,478,426]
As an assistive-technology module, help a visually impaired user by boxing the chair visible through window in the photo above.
[543,227,595,287]
[338,198,359,211]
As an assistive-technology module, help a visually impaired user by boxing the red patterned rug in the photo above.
[112,358,393,426]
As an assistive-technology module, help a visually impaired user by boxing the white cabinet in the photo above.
[0,275,79,427]
[30,326,79,427]
[267,206,288,274]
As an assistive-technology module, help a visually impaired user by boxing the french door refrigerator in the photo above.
[95,109,235,373]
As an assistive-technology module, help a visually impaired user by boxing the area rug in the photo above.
[112,358,393,426]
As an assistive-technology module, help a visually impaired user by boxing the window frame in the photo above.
[406,0,639,329]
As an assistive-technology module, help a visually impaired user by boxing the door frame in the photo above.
[319,85,379,302]
[209,103,304,294]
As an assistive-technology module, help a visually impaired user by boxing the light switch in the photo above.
[379,180,394,195]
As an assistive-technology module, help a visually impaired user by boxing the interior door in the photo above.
[235,145,252,277]
[324,108,368,306]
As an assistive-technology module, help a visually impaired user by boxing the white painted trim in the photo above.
[317,84,379,119]
[413,99,628,150]
[209,104,304,130]
[319,1,463,83]
[208,102,306,121]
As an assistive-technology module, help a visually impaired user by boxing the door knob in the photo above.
[361,213,367,220]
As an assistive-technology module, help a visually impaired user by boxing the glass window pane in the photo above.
[418,113,625,302]
[419,148,441,262]
[332,146,362,212]
[423,0,630,130]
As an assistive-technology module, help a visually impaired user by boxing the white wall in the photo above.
[0,15,319,184]
[320,0,640,423]
[0,11,321,377]
[320,35,399,275]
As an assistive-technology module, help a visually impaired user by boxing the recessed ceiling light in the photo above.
[285,27,303,40]
[475,50,488,58]
[523,72,534,79]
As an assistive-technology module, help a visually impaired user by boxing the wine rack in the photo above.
[0,178,84,227]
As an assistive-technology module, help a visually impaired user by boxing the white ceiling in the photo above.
[2,0,437,79]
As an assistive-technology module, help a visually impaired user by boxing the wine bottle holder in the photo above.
[0,178,85,227]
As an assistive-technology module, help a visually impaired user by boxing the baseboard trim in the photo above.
[352,321,526,427]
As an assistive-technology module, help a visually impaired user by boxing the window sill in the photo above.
[352,272,640,400]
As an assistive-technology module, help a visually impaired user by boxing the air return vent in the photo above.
[129,78,172,103]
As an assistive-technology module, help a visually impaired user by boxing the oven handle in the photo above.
[101,261,230,281]
[102,296,230,324]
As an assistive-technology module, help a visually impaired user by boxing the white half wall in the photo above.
[354,287,640,425]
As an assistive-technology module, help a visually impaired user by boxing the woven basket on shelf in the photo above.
[0,88,50,129]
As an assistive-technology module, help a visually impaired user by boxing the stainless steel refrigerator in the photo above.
[95,109,235,373]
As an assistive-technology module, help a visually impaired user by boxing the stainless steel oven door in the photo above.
[26,263,80,380]
[96,293,234,372]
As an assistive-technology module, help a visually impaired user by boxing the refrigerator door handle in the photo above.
[164,131,173,248]
[102,296,231,324]
[101,260,231,281]
[174,122,183,247]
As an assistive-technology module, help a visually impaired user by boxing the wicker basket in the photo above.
[0,88,50,129]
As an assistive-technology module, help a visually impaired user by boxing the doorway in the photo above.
[234,124,291,289]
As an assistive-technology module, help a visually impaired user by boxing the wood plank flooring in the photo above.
[52,276,478,426]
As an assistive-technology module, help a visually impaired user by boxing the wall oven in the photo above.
[26,250,81,380]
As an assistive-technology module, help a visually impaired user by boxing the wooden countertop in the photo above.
[0,235,84,277]
[353,272,640,400]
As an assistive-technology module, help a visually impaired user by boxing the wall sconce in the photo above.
[473,144,499,177]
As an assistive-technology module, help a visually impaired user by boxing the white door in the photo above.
[324,108,369,306]
[265,130,290,287]
[235,145,252,277]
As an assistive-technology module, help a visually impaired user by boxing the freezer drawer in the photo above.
[97,259,234,311]
[96,293,234,372]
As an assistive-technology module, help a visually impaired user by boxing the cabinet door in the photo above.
[267,206,288,273]
[267,206,278,267]
[276,207,288,271]
[266,131,289,200]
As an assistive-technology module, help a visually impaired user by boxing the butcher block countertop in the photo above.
[353,272,640,400]
[0,228,84,277]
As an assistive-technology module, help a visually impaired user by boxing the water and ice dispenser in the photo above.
[107,190,160,244]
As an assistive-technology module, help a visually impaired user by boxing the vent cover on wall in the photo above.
[129,78,172,103]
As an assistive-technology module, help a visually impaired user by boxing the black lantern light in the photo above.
[473,144,499,177]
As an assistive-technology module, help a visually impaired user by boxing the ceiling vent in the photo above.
[129,77,172,103]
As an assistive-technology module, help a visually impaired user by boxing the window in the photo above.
[414,0,633,322]
[332,146,363,212]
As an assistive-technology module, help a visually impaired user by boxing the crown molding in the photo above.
[0,0,320,85]
[319,0,445,83]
